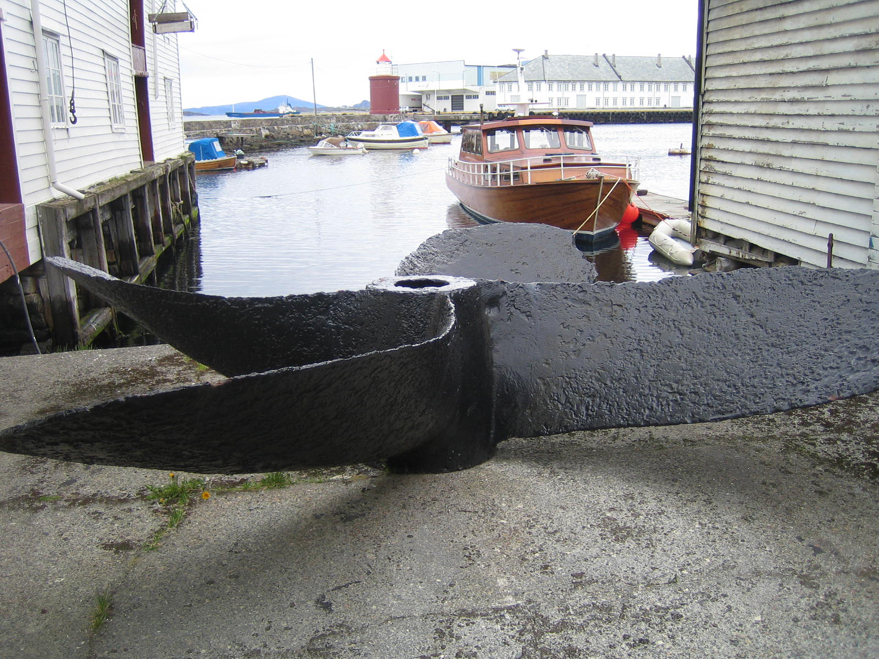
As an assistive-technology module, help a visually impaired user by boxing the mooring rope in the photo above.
[571,175,624,236]
[244,166,449,200]
[0,238,41,355]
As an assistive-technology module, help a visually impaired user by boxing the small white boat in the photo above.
[346,121,429,150]
[418,120,453,144]
[648,219,698,266]
[308,137,367,156]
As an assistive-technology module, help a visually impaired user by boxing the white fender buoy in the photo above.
[649,220,697,266]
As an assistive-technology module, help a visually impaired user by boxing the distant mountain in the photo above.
[183,95,325,116]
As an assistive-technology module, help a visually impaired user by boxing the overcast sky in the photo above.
[177,0,699,109]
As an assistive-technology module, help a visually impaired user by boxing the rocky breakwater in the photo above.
[183,113,398,152]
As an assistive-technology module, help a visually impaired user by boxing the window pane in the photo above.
[43,36,65,124]
[486,128,518,153]
[523,127,560,149]
[105,54,124,126]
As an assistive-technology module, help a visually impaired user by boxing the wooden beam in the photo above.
[112,194,139,277]
[76,207,109,310]
[131,185,156,257]
[37,205,79,346]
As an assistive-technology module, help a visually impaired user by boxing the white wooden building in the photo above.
[495,52,696,111]
[0,0,188,283]
[693,0,879,269]
[0,1,197,351]
[395,60,515,113]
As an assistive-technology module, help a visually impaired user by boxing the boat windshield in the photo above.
[486,128,518,153]
[461,130,483,155]
[523,127,560,150]
[563,126,594,150]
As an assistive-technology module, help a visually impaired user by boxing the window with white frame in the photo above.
[547,82,554,91]
[165,77,175,125]
[682,83,687,92]
[527,82,533,92]
[103,53,124,128]
[535,82,541,92]
[43,33,66,124]
[588,82,593,91]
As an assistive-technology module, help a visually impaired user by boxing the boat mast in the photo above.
[511,48,530,117]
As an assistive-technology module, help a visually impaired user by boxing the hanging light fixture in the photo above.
[148,1,197,34]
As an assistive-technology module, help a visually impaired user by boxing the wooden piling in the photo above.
[35,154,198,348]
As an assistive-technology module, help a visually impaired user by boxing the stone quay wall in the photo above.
[184,109,693,153]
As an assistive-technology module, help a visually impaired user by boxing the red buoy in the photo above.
[620,204,640,227]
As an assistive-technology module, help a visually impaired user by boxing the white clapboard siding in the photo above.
[150,28,187,161]
[695,0,879,269]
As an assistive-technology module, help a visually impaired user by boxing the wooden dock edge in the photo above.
[36,153,198,349]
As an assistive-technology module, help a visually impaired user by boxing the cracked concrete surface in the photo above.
[1,345,878,658]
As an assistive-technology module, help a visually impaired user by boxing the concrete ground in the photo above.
[1,345,878,658]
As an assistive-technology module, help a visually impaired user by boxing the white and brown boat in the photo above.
[445,115,640,245]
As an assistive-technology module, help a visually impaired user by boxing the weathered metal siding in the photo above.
[695,0,879,268]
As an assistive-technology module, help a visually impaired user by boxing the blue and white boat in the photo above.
[346,121,429,150]
[188,138,237,171]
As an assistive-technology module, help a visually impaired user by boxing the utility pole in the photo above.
[311,58,318,137]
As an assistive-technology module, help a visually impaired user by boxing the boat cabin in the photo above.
[458,117,599,163]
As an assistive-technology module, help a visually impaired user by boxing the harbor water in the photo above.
[185,123,693,297]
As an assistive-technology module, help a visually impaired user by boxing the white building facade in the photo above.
[496,53,696,111]
[394,59,515,113]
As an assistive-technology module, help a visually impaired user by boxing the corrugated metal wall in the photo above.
[695,0,879,268]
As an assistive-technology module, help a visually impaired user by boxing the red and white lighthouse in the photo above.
[369,50,400,114]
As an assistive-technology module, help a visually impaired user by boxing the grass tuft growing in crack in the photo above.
[91,588,113,632]
[144,473,211,550]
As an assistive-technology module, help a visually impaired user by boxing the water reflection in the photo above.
[185,124,692,297]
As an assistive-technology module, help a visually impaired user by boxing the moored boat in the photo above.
[346,121,429,150]
[418,120,453,144]
[308,137,368,156]
[225,102,300,118]
[445,115,640,244]
[188,138,237,172]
